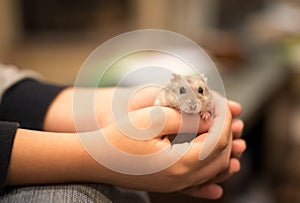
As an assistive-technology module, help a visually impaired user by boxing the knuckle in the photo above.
[216,135,229,152]
[220,157,230,171]
[218,148,231,172]
[169,165,188,179]
[215,158,230,175]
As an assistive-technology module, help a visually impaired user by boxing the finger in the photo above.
[129,86,161,111]
[212,158,241,183]
[179,112,211,135]
[232,119,244,139]
[228,100,242,118]
[181,183,223,199]
[200,106,232,157]
[155,107,211,136]
[211,92,227,117]
[128,107,209,139]
[115,106,179,143]
[190,133,232,186]
[231,139,246,158]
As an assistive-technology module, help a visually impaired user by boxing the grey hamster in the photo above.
[154,73,212,120]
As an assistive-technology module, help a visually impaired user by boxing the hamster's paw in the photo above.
[200,111,211,121]
[154,98,161,106]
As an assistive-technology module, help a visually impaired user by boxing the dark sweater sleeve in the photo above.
[0,121,19,193]
[0,79,66,130]
[0,79,66,192]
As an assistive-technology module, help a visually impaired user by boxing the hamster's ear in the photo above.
[171,73,181,82]
[200,73,208,83]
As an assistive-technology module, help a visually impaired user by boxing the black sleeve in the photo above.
[0,79,66,130]
[0,79,66,193]
[0,121,19,193]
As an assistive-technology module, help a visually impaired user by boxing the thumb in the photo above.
[122,106,210,141]
[134,107,210,137]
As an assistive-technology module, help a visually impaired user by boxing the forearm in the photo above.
[5,128,143,189]
[6,128,107,186]
[43,87,77,132]
[44,87,119,132]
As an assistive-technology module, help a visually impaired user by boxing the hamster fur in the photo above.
[154,73,212,120]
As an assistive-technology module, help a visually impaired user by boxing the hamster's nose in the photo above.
[187,99,196,106]
[190,104,197,110]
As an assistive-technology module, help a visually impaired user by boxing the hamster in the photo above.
[154,73,212,120]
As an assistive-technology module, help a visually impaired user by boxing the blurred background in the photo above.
[1,0,300,202]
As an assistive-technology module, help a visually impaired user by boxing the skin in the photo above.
[6,86,245,200]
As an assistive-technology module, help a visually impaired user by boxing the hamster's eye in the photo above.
[198,87,204,94]
[179,87,186,94]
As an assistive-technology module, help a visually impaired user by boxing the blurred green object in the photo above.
[281,35,300,69]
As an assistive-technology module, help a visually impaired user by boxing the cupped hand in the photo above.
[91,93,234,193]
[180,100,246,199]
[94,86,245,198]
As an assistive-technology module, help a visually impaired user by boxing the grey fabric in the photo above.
[0,64,41,102]
[0,184,151,203]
